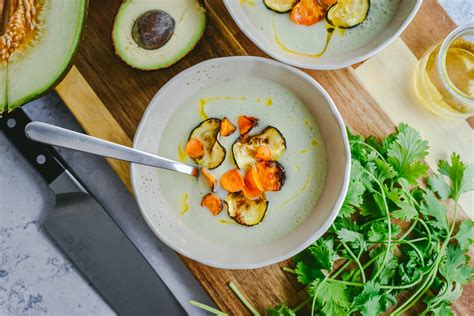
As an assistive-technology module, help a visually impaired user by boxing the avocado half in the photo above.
[112,0,206,70]
[0,0,88,113]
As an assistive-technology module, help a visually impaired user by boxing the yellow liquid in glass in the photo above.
[415,39,474,117]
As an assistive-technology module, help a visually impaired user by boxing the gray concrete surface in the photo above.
[0,2,471,315]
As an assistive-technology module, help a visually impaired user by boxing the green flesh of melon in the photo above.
[112,0,206,70]
[0,0,87,113]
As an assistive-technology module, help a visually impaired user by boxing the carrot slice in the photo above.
[220,117,236,136]
[221,169,244,192]
[201,193,223,216]
[245,164,264,192]
[320,0,337,5]
[201,168,217,192]
[255,146,272,161]
[185,138,204,159]
[243,165,264,199]
[242,183,262,200]
[256,161,286,191]
[237,115,258,135]
[291,0,325,26]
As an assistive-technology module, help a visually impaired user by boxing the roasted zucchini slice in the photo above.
[225,192,268,226]
[326,0,370,29]
[232,126,286,170]
[188,118,226,169]
[263,0,299,13]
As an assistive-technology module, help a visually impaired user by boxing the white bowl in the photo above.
[224,0,422,70]
[131,57,350,269]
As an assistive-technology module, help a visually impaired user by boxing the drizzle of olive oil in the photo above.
[179,193,190,216]
[219,219,236,225]
[240,0,255,6]
[198,99,208,120]
[197,96,247,120]
[278,173,311,208]
[265,98,273,106]
[177,140,188,162]
[298,148,309,154]
[272,14,335,58]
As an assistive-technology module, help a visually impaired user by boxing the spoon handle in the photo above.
[25,122,198,177]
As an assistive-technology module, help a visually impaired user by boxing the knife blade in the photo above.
[0,109,186,316]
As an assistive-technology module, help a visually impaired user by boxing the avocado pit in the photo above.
[132,10,175,50]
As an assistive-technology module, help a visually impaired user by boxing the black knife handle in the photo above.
[0,109,66,184]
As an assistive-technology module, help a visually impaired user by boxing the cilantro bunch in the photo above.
[268,124,474,316]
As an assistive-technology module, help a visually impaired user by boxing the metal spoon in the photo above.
[25,122,198,177]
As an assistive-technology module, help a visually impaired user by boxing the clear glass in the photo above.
[414,24,474,119]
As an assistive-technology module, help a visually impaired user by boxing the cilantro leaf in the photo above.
[293,249,325,285]
[428,174,451,200]
[455,220,474,251]
[386,124,429,183]
[436,153,473,200]
[439,245,474,285]
[391,200,418,221]
[351,281,396,316]
[308,279,350,315]
[367,222,401,243]
[420,191,449,232]
[425,282,461,315]
[337,228,367,251]
[340,160,367,217]
[309,238,338,271]
[266,304,296,316]
[374,158,396,183]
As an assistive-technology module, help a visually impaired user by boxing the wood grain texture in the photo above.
[60,0,472,314]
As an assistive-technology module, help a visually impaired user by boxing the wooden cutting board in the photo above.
[54,0,473,314]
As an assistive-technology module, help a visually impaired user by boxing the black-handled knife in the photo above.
[0,109,185,316]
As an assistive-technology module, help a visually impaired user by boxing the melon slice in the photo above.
[0,0,87,112]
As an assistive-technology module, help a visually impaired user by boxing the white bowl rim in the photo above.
[131,56,351,269]
[223,0,423,70]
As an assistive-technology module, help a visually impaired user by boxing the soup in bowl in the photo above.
[132,57,350,269]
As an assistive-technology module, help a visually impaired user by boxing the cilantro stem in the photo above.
[327,274,425,290]
[391,203,458,315]
[362,169,392,281]
[331,259,352,279]
[413,217,433,253]
[341,242,366,284]
[188,300,228,316]
[360,217,385,228]
[293,297,311,312]
[282,267,298,275]
[311,274,329,316]
[351,141,387,162]
[228,282,260,316]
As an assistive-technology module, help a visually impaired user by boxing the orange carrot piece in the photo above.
[254,146,272,161]
[185,138,204,159]
[244,164,264,192]
[256,161,285,192]
[291,0,324,26]
[201,168,216,192]
[243,165,264,199]
[221,169,244,193]
[242,183,262,200]
[220,117,236,136]
[201,193,223,216]
[237,115,258,135]
[320,0,337,5]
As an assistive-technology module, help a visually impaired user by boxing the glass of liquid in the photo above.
[414,24,474,119]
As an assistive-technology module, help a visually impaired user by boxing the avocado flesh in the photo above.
[112,0,206,70]
[0,0,87,112]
